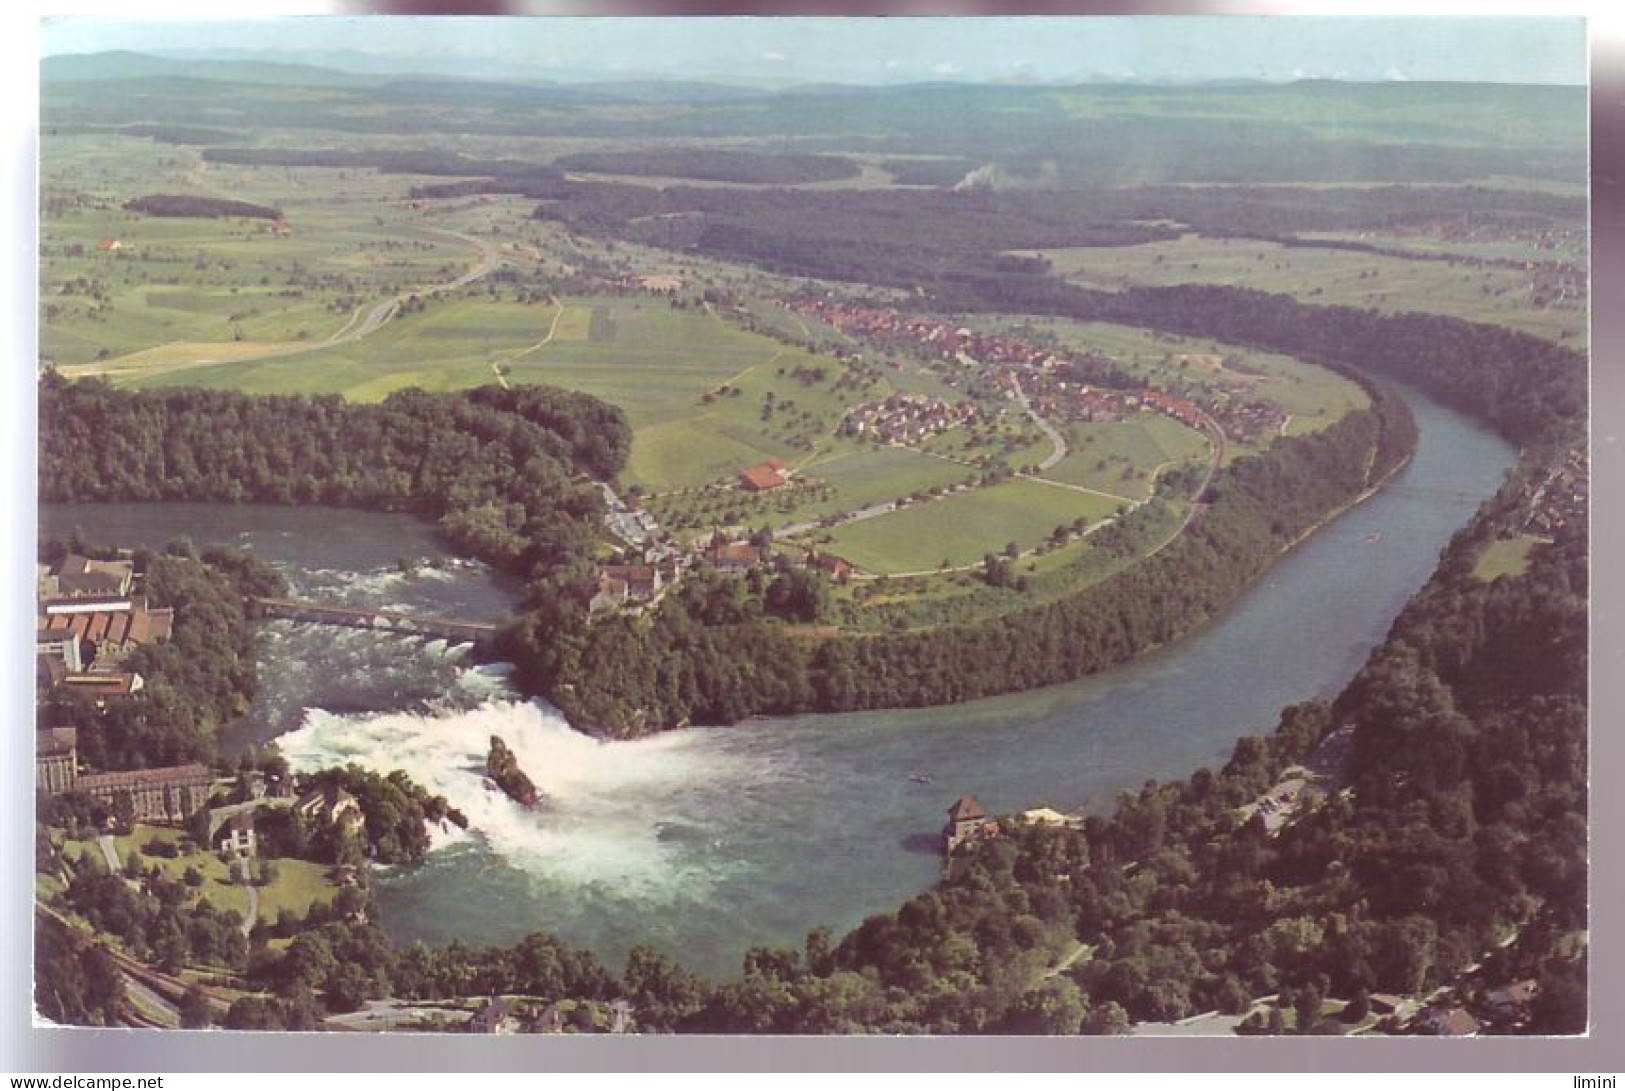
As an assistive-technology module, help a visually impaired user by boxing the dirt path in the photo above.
[491,294,567,388]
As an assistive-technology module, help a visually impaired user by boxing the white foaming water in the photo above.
[277,675,767,902]
[280,565,447,602]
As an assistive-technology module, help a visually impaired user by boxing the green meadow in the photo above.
[1047,414,1212,498]
[1015,234,1584,345]
[1472,534,1551,582]
[814,479,1123,574]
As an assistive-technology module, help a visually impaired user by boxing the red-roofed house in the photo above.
[1420,1006,1481,1037]
[739,463,788,492]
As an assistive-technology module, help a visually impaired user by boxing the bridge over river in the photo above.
[253,597,502,646]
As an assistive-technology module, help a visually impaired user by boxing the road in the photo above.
[775,494,906,539]
[97,834,121,873]
[312,225,504,347]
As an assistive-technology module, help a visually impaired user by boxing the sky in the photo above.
[39,15,1589,87]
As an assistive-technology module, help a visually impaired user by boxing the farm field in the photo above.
[1047,414,1211,498]
[795,444,974,511]
[129,298,558,397]
[1298,229,1586,266]
[807,478,1122,575]
[1013,234,1585,345]
[40,136,482,369]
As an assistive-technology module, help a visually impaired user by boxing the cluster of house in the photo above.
[589,530,864,617]
[1201,395,1288,446]
[840,394,979,444]
[464,996,635,1035]
[1525,447,1588,537]
[783,298,1243,447]
[1137,389,1208,431]
[784,299,1063,370]
[1026,376,1130,424]
[36,554,174,698]
[1410,979,1541,1037]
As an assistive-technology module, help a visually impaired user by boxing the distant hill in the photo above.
[41,50,382,87]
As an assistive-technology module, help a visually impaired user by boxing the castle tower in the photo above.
[943,793,989,855]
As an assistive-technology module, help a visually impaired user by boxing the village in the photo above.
[783,296,1288,447]
[1525,446,1589,537]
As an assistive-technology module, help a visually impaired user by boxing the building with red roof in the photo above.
[739,463,788,491]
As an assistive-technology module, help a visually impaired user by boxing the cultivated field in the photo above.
[1299,229,1585,266]
[1047,414,1212,498]
[38,126,1384,604]
[812,478,1122,574]
[1015,234,1585,345]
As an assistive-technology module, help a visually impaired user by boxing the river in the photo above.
[40,388,1513,981]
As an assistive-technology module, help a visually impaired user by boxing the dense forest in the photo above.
[201,146,566,181]
[123,194,284,220]
[515,177,1580,299]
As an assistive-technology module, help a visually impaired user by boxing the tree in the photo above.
[180,984,213,1029]
[1343,988,1371,1024]
[1010,978,1087,1034]
[111,790,135,832]
[224,996,283,1030]
[1294,984,1322,1035]
[1082,1000,1130,1036]
[622,944,709,1031]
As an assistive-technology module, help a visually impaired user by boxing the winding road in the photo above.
[1008,371,1070,472]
